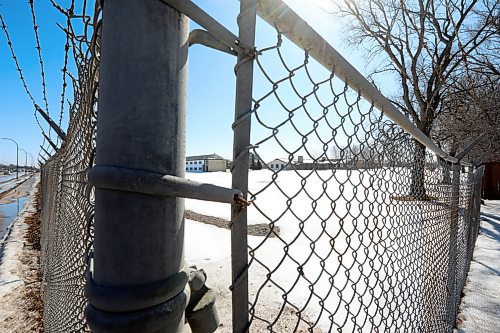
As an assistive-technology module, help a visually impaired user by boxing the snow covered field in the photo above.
[184,168,462,332]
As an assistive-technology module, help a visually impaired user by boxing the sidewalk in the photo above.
[456,200,500,333]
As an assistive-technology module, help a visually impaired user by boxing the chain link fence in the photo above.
[38,1,100,331]
[229,2,487,332]
[25,0,487,332]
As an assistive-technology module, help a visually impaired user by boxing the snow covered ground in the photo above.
[184,169,462,332]
[456,200,500,333]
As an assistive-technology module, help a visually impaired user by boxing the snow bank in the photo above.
[456,200,500,333]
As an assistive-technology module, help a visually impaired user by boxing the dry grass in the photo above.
[21,184,44,332]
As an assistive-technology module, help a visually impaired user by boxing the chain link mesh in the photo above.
[7,0,486,331]
[38,2,101,331]
[240,25,485,332]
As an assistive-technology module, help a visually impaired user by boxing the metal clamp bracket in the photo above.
[86,270,188,313]
[88,165,249,206]
[189,29,238,56]
[159,0,250,55]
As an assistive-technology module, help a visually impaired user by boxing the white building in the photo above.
[186,154,226,172]
[268,158,287,171]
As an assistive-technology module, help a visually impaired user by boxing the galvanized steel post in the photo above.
[231,0,257,332]
[473,166,485,241]
[446,163,461,330]
[85,0,189,332]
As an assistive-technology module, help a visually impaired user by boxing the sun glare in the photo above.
[305,0,337,12]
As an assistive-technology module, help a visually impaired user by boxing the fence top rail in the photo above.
[256,0,471,166]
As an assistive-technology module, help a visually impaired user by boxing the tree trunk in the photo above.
[410,140,427,198]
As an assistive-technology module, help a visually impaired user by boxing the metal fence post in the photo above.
[473,166,485,242]
[85,0,189,332]
[446,163,461,330]
[231,0,257,332]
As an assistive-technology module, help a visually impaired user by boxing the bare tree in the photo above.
[337,0,499,197]
[434,73,500,164]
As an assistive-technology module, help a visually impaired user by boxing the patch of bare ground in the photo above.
[0,181,43,333]
[185,210,280,237]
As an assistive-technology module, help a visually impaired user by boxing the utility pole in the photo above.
[19,149,28,175]
[2,137,18,179]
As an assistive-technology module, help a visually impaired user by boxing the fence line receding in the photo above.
[27,0,488,332]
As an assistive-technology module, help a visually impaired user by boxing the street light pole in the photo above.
[28,153,35,172]
[1,137,19,179]
[19,149,28,175]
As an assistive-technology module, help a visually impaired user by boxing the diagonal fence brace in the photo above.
[40,145,52,158]
[88,165,250,206]
[35,105,67,141]
[42,133,58,151]
[456,132,487,161]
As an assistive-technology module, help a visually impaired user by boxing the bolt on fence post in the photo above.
[446,163,461,330]
[85,0,189,332]
[231,0,257,332]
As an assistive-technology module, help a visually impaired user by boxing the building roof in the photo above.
[186,153,224,161]
[268,158,287,164]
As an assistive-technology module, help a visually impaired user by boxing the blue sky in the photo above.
[0,0,385,165]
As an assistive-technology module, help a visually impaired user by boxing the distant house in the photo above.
[186,154,226,172]
[268,158,287,171]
